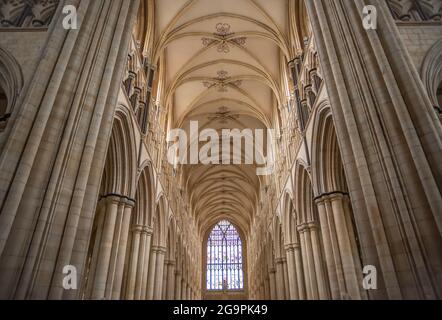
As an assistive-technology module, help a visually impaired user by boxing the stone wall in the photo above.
[0,30,46,83]
[398,24,442,71]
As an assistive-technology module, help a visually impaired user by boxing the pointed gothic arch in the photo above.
[311,104,365,300]
[82,107,138,300]
[421,39,442,115]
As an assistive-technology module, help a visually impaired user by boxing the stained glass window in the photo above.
[206,220,244,291]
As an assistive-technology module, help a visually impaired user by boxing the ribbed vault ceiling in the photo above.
[153,0,293,237]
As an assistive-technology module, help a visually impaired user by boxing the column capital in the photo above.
[165,259,176,267]
[297,223,308,233]
[288,55,303,67]
[309,68,318,75]
[314,191,349,204]
[307,221,319,230]
[131,224,144,233]
[285,243,300,252]
[304,84,313,93]
[101,193,136,207]
[142,226,154,235]
[152,245,167,254]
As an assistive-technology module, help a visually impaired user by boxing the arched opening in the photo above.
[292,0,313,52]
[293,164,329,300]
[0,85,7,131]
[123,165,154,300]
[162,222,177,300]
[312,105,365,300]
[205,220,244,293]
[82,109,137,300]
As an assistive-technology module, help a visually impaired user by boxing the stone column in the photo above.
[317,193,365,300]
[316,198,340,300]
[330,194,362,300]
[324,197,347,296]
[259,282,265,300]
[153,246,166,300]
[268,268,277,300]
[181,279,187,300]
[110,199,134,299]
[275,258,286,300]
[146,248,157,300]
[175,270,182,300]
[308,222,329,300]
[285,244,299,300]
[83,202,106,299]
[306,0,442,299]
[167,260,176,300]
[139,227,153,299]
[0,0,140,300]
[187,283,192,301]
[293,243,306,300]
[162,260,169,300]
[89,196,133,300]
[184,282,190,300]
[126,225,143,300]
[264,276,271,300]
[282,258,290,299]
[298,224,317,299]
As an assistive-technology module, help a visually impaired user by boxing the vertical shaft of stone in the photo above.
[140,228,153,299]
[84,203,106,298]
[91,198,119,299]
[126,226,142,300]
[282,258,290,299]
[105,201,126,298]
[153,247,166,300]
[304,228,319,299]
[275,258,286,300]
[316,199,340,299]
[309,223,329,299]
[0,0,140,300]
[324,199,346,297]
[167,261,176,300]
[187,282,191,300]
[162,260,169,300]
[293,244,306,300]
[305,0,442,298]
[298,229,311,299]
[67,0,140,299]
[330,195,361,300]
[111,201,133,299]
[268,268,277,300]
[181,278,186,299]
[175,271,182,300]
[146,248,157,300]
[264,276,270,299]
[285,244,299,300]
